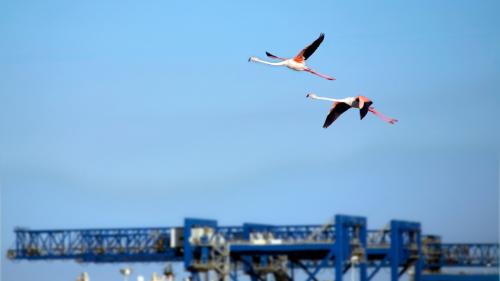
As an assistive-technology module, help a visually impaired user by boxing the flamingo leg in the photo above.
[305,68,336,80]
[368,107,398,124]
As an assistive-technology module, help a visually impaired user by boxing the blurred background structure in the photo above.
[1,0,499,281]
[6,215,499,281]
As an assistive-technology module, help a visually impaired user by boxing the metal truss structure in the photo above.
[7,214,499,281]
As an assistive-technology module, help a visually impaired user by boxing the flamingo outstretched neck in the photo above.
[306,93,343,102]
[248,57,285,66]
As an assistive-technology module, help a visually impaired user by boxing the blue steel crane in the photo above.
[7,214,499,281]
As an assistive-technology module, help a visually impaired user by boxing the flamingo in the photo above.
[248,33,335,80]
[306,93,398,128]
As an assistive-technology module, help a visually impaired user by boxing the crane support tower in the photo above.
[7,214,499,281]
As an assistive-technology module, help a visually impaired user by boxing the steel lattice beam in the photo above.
[7,215,499,281]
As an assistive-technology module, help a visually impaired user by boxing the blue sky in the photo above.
[1,0,499,280]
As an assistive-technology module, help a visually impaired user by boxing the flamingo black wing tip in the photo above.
[266,51,278,59]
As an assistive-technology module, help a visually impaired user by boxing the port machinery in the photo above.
[7,214,499,281]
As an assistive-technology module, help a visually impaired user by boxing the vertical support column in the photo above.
[390,221,401,281]
[335,216,346,281]
[183,218,218,270]
[335,215,367,281]
[359,223,368,281]
[15,229,22,258]
[414,230,422,281]
[389,220,421,281]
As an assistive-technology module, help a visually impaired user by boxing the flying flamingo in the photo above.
[306,93,398,128]
[248,33,335,80]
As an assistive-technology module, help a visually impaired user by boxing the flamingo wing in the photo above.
[295,33,325,62]
[266,52,286,61]
[360,101,373,120]
[323,102,351,128]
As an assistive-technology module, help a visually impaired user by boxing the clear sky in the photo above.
[1,0,499,281]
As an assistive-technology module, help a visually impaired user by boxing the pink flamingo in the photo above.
[248,33,335,80]
[306,93,398,128]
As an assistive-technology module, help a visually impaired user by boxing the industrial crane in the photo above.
[7,214,499,281]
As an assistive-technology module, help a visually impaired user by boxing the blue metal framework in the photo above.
[7,214,499,281]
